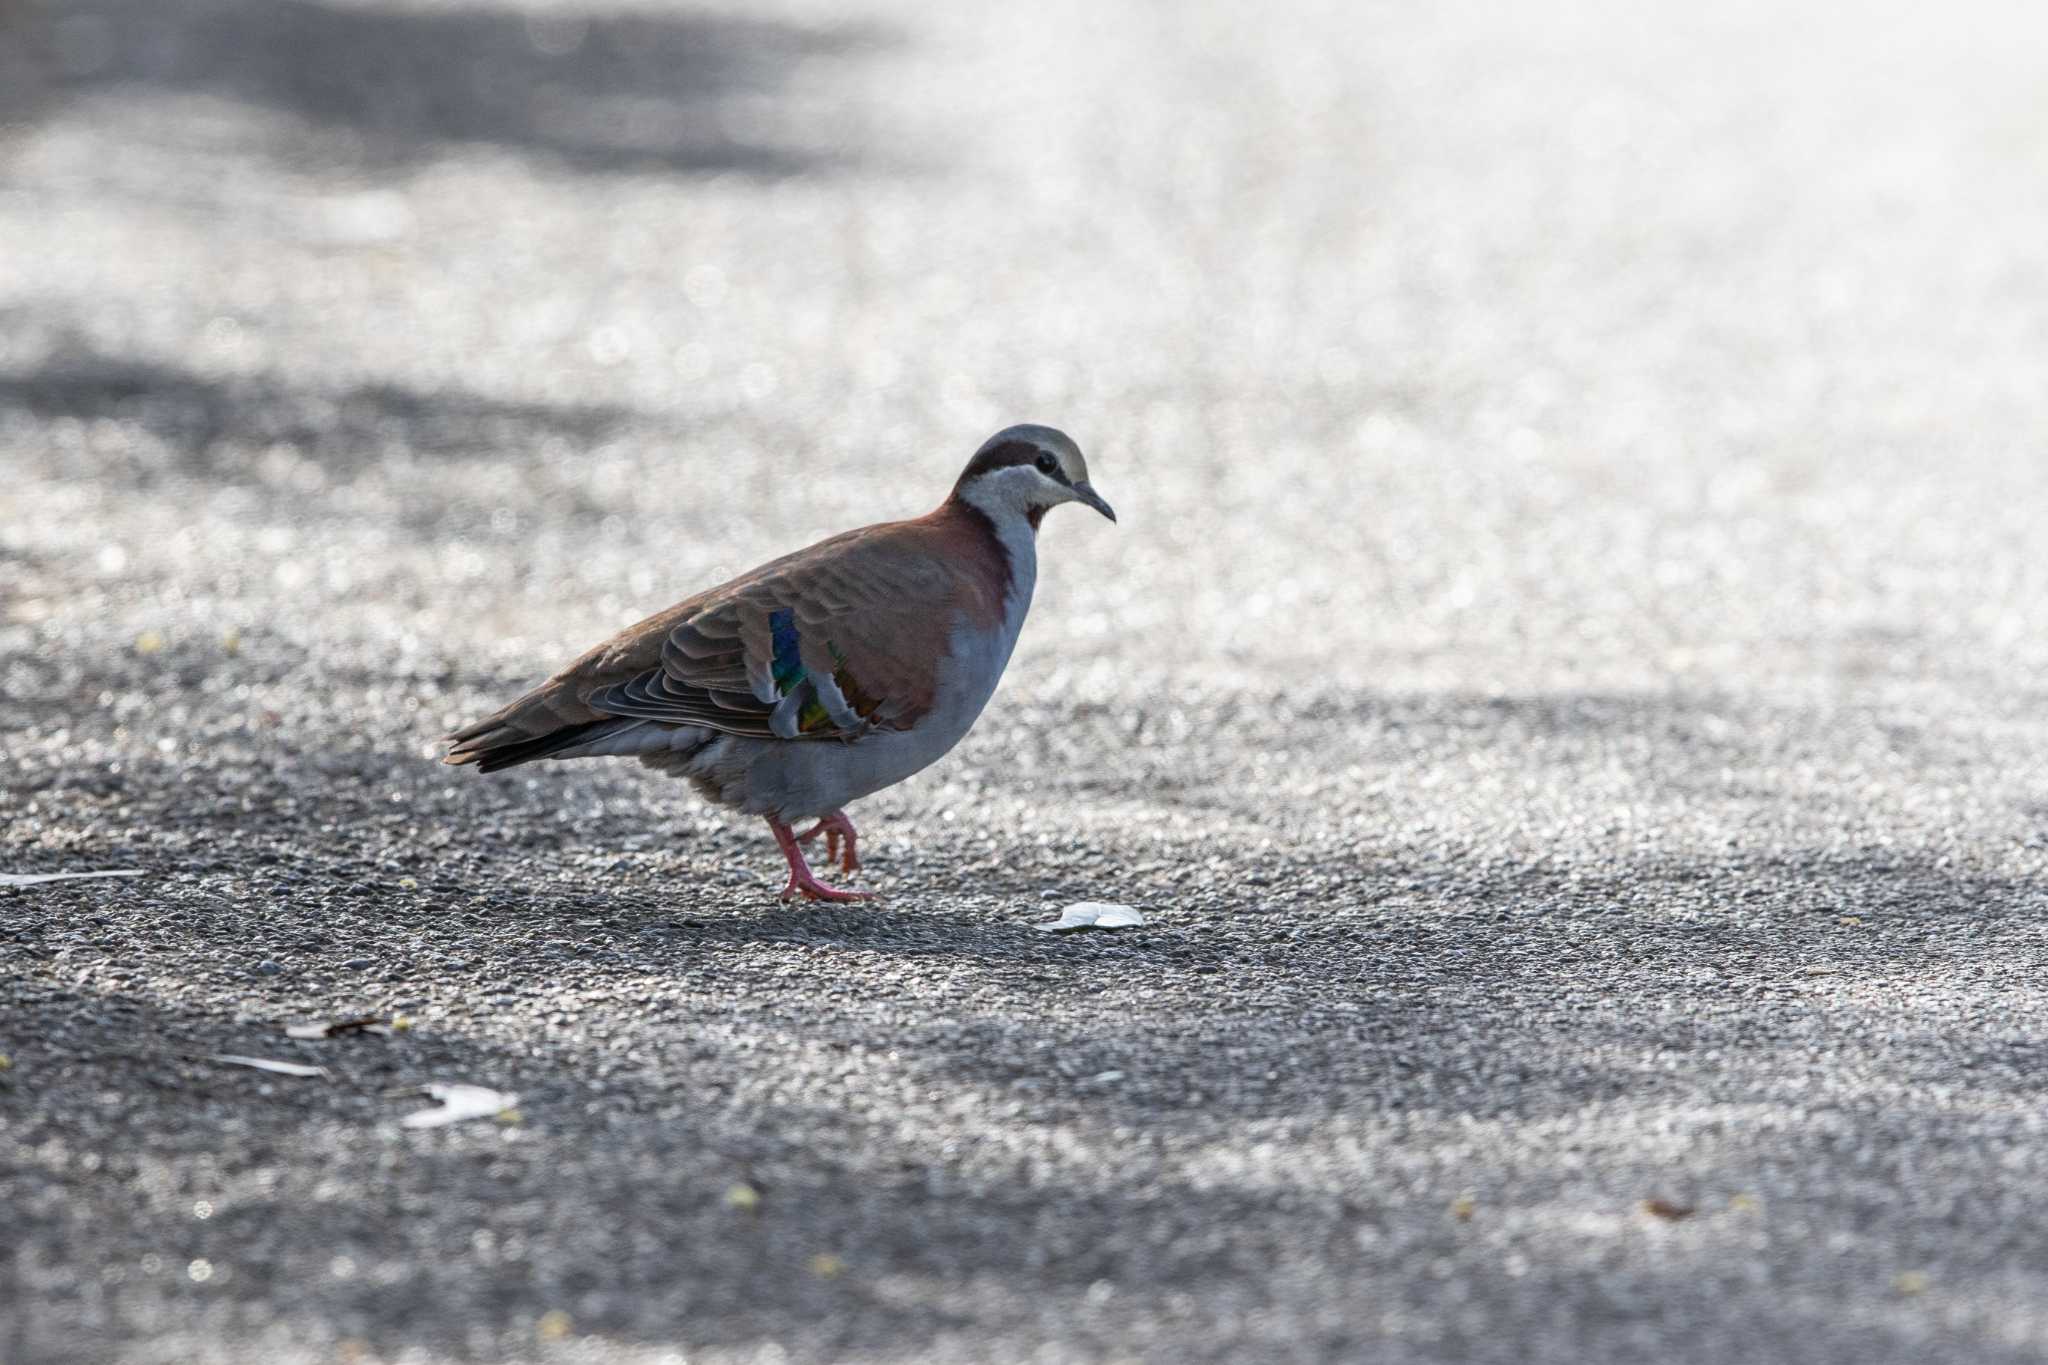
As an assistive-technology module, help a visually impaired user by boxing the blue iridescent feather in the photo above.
[769,609,805,692]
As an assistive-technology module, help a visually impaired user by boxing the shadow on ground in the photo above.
[0,335,637,490]
[7,846,2048,1364]
[0,0,890,175]
[9,641,2048,1360]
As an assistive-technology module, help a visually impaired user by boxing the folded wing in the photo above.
[444,515,998,769]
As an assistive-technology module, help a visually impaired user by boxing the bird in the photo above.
[442,424,1116,902]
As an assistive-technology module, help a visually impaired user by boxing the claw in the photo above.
[771,816,871,902]
[778,871,874,904]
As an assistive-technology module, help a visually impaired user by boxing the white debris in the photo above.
[0,870,145,887]
[212,1055,328,1078]
[400,1083,521,1130]
[1036,902,1147,933]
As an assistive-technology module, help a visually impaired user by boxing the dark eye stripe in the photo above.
[962,438,1075,484]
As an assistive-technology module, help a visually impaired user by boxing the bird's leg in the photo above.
[768,817,873,903]
[795,809,860,872]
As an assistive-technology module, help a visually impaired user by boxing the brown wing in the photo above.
[444,506,1007,766]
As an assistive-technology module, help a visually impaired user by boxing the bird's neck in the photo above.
[955,483,1037,538]
[955,468,1046,533]
[945,490,1038,620]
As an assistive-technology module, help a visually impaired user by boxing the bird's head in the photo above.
[952,424,1116,530]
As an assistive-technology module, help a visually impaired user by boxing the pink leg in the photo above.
[768,817,873,903]
[796,809,860,872]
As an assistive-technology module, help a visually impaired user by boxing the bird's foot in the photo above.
[768,816,874,903]
[778,865,876,903]
[796,809,860,872]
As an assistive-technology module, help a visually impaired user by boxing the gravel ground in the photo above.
[6,0,2048,1361]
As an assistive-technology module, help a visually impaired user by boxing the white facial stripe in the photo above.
[960,463,1074,526]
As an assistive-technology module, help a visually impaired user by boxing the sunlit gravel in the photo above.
[5,1,2048,1361]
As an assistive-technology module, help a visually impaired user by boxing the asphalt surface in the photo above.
[5,0,2048,1361]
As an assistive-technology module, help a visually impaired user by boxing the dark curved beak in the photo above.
[1073,481,1117,523]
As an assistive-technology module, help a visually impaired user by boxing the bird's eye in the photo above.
[1035,452,1057,474]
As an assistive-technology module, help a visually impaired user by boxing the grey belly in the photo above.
[692,715,982,821]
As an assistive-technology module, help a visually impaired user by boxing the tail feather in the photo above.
[443,675,621,773]
[446,717,628,773]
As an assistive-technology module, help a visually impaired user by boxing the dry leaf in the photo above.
[212,1055,328,1078]
[399,1083,520,1129]
[1641,1198,1696,1221]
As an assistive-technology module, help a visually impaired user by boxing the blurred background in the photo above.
[6,1,2048,1362]
[7,0,2044,703]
